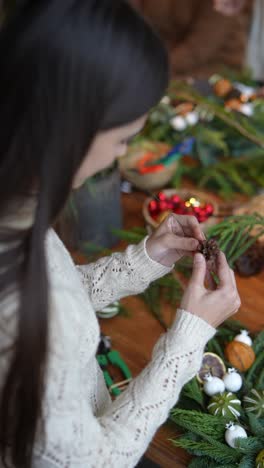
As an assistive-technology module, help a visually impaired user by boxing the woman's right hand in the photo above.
[180,251,241,328]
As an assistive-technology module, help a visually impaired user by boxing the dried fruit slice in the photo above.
[197,352,226,384]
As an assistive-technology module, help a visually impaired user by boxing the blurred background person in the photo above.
[131,0,251,79]
[213,0,264,83]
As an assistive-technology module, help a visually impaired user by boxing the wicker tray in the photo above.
[119,142,178,191]
[143,188,219,231]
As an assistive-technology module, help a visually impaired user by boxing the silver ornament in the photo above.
[185,111,199,126]
[225,422,247,448]
[170,116,187,131]
[203,372,225,396]
[223,368,243,392]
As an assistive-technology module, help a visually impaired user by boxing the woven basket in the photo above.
[119,142,178,191]
[143,188,219,231]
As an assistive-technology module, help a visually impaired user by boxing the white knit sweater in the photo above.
[0,225,215,468]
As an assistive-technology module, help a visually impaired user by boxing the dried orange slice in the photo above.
[197,352,226,384]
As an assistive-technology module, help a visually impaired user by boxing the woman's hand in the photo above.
[146,214,205,267]
[180,251,241,328]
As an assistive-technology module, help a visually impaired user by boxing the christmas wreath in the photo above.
[170,321,264,468]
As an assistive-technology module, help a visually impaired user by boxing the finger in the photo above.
[171,215,205,241]
[168,214,185,236]
[154,214,184,237]
[205,268,217,291]
[217,251,233,288]
[190,253,207,287]
[230,269,241,309]
[230,268,236,289]
[162,233,199,252]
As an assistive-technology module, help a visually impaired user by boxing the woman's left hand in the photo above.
[146,213,205,267]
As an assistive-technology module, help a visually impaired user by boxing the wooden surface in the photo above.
[72,190,264,468]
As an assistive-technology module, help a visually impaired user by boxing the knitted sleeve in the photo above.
[33,308,215,468]
[76,238,172,311]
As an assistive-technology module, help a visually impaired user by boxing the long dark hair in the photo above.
[0,1,168,466]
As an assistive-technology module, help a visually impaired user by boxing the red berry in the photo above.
[171,194,181,205]
[166,201,174,210]
[158,191,167,201]
[149,200,158,213]
[205,204,214,215]
[159,201,169,212]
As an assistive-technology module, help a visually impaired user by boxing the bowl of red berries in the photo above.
[143,189,219,231]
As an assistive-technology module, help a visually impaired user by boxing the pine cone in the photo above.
[198,239,220,270]
[198,239,220,260]
[235,241,264,277]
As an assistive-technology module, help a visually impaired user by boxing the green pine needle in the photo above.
[235,436,264,454]
[253,329,264,354]
[170,409,228,441]
[238,455,256,468]
[171,437,240,464]
[181,379,205,409]
[245,349,264,387]
[207,214,264,267]
[247,414,264,437]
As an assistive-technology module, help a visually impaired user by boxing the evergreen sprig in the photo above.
[169,81,264,148]
[171,436,241,464]
[207,213,264,267]
[169,327,264,467]
[171,155,264,199]
[170,409,228,440]
[111,217,264,327]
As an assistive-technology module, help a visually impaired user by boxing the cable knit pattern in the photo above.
[0,228,215,468]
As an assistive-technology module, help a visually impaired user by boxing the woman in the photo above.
[0,1,240,467]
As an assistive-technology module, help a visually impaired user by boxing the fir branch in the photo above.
[238,455,257,468]
[252,329,264,354]
[235,436,264,454]
[169,82,264,148]
[171,437,241,464]
[170,409,228,441]
[255,366,264,390]
[206,337,225,360]
[188,456,235,468]
[172,155,264,198]
[207,214,264,267]
[221,318,246,334]
[245,349,264,387]
[247,414,264,437]
[181,379,205,409]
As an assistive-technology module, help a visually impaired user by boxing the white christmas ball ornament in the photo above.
[185,111,199,126]
[170,116,187,131]
[160,95,171,105]
[234,330,252,347]
[240,103,254,116]
[203,372,225,396]
[223,368,243,392]
[225,422,247,448]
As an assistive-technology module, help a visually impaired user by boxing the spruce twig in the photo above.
[207,214,264,267]
[169,82,264,148]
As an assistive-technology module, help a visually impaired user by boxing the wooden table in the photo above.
[72,191,264,468]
